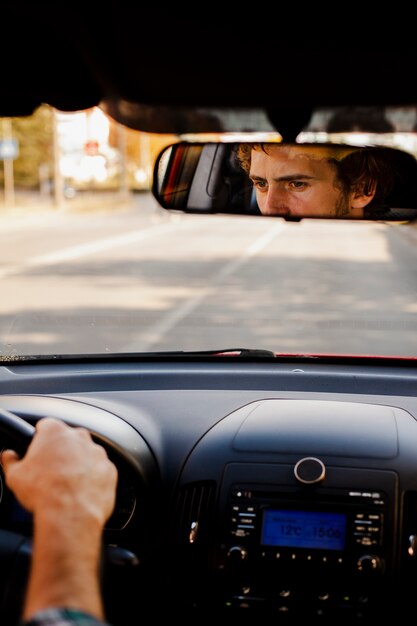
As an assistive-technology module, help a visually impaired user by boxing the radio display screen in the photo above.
[261,509,346,551]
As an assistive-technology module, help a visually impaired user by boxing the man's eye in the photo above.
[253,180,268,191]
[288,181,309,190]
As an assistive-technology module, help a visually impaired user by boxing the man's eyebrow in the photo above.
[249,173,317,181]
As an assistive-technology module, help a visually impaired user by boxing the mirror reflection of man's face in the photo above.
[249,145,347,217]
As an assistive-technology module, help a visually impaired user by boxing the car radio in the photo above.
[211,463,397,618]
[225,485,385,568]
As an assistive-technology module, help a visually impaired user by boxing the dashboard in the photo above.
[1,357,417,624]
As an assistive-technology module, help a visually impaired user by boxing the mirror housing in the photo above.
[153,142,417,221]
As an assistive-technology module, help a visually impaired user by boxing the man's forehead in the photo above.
[249,149,340,176]
[252,145,341,161]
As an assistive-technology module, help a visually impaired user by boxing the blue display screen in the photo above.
[261,509,346,551]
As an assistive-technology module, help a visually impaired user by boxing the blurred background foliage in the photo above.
[0,105,177,192]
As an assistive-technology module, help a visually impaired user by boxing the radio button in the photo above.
[355,536,378,546]
[233,528,252,538]
[238,512,256,524]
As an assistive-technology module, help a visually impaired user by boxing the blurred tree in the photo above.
[1,106,178,192]
[0,105,53,189]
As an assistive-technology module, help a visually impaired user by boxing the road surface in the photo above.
[1,193,417,358]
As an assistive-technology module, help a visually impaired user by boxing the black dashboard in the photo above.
[2,357,417,624]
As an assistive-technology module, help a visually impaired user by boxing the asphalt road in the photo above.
[1,192,417,358]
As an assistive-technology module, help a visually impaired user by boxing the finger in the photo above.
[1,449,21,473]
[74,426,94,441]
[35,416,63,432]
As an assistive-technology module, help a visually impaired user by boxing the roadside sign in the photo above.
[0,139,19,160]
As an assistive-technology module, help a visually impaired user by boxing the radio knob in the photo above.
[227,545,248,563]
[357,554,384,574]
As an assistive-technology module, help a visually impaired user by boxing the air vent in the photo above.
[401,491,417,582]
[169,480,217,607]
[166,481,216,615]
[174,480,216,547]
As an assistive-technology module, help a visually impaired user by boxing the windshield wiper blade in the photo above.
[208,348,275,357]
[128,348,276,358]
[0,348,276,363]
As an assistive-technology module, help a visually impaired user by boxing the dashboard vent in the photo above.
[171,481,217,604]
[174,480,216,547]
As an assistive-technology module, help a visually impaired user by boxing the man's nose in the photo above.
[263,186,289,216]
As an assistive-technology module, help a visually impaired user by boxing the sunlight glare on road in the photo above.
[266,220,392,262]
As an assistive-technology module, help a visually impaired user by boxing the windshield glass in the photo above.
[1,106,417,359]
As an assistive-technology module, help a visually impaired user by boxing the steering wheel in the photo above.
[0,407,35,453]
[0,406,140,625]
[0,407,35,624]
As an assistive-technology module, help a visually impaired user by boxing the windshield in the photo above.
[2,106,417,359]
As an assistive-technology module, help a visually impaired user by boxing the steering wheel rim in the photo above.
[0,408,35,624]
[0,407,35,456]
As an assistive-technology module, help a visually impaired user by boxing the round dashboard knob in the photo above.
[294,457,326,484]
[227,545,248,563]
[357,554,384,574]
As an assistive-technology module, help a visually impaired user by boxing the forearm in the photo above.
[23,514,105,621]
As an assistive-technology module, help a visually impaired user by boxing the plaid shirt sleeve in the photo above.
[19,608,111,626]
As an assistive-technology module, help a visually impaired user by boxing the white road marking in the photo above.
[136,221,286,350]
[0,221,185,279]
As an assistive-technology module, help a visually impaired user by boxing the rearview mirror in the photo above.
[152,142,417,221]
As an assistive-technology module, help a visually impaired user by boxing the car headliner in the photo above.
[3,6,417,137]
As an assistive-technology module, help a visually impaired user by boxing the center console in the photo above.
[171,399,416,622]
[213,461,396,619]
